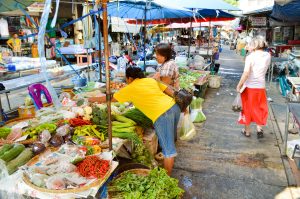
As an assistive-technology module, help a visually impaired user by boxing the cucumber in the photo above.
[0,144,25,163]
[0,144,13,156]
[6,148,34,175]
[115,115,136,125]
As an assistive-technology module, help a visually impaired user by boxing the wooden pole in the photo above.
[102,0,112,150]
[187,17,193,58]
[98,14,103,82]
[143,3,147,71]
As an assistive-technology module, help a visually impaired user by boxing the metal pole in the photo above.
[207,19,211,58]
[98,14,103,82]
[187,17,192,58]
[143,3,147,71]
[102,0,112,151]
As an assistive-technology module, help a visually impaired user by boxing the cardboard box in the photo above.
[143,128,158,155]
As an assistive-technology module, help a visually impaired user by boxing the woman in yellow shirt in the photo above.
[89,67,181,175]
[7,33,22,56]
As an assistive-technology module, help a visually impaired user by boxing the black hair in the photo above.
[124,50,128,55]
[155,43,172,62]
[126,67,145,79]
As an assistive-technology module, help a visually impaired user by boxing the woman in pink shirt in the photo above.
[236,36,271,138]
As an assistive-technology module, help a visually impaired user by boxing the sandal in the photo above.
[241,129,251,137]
[257,130,264,139]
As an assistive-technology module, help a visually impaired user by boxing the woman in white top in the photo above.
[236,36,271,138]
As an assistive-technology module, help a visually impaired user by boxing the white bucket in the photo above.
[208,75,221,88]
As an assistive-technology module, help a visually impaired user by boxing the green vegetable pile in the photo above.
[122,108,153,129]
[131,143,153,167]
[179,68,206,91]
[108,167,184,199]
[92,104,109,126]
[0,127,11,139]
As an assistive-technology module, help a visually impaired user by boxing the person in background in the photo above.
[7,33,22,56]
[153,43,179,90]
[89,67,181,175]
[236,36,271,138]
[169,43,176,60]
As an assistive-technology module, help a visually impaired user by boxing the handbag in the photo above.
[174,89,193,112]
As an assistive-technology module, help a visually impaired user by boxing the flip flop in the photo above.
[241,129,251,137]
[257,130,264,139]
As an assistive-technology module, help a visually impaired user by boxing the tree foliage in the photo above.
[223,0,239,6]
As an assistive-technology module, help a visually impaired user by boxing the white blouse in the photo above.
[244,50,271,89]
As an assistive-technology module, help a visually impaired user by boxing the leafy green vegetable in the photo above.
[108,167,184,199]
[122,108,153,129]
[0,127,11,139]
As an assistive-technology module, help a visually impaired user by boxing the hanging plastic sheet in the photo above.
[38,0,61,109]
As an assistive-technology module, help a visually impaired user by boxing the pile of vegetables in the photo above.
[23,123,57,139]
[108,167,184,199]
[73,125,106,141]
[76,155,110,179]
[179,68,207,91]
[0,127,11,139]
[69,118,91,127]
[122,108,153,129]
[0,144,33,174]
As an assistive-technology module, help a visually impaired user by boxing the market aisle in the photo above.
[172,46,289,199]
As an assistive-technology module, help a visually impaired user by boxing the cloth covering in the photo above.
[0,18,9,37]
[114,78,175,122]
[238,87,268,126]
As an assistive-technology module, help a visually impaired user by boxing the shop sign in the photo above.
[251,17,267,26]
[27,2,49,13]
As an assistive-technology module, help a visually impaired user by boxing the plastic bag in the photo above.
[190,97,206,123]
[177,113,196,141]
[232,93,242,112]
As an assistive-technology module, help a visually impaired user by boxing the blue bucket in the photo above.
[72,77,87,87]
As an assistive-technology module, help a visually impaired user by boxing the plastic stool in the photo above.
[28,84,53,110]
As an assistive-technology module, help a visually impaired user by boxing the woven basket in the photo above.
[208,75,221,88]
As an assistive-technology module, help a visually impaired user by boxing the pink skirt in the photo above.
[238,87,268,126]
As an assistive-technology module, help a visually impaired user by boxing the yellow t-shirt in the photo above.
[7,38,21,52]
[114,78,175,123]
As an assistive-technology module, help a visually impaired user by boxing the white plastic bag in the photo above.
[232,93,242,112]
[177,113,196,141]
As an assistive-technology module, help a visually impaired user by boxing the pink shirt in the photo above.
[244,51,271,88]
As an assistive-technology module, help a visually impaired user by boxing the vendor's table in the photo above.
[0,63,96,123]
[287,77,300,98]
[284,103,300,155]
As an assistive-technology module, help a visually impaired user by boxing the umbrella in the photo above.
[0,1,35,13]
[271,0,300,22]
[105,0,195,69]
[106,0,195,20]
[155,0,241,10]
[126,9,236,24]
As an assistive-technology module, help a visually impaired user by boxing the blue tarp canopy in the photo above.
[198,9,236,18]
[271,0,300,22]
[0,1,34,13]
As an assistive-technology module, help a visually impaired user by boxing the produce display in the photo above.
[0,84,186,198]
[179,68,209,90]
[24,144,112,190]
[110,82,126,90]
[108,167,184,199]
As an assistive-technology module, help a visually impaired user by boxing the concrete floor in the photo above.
[172,46,297,199]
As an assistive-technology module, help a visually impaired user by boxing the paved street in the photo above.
[172,46,297,199]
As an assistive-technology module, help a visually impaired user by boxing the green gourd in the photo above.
[6,148,34,175]
[0,144,25,162]
[0,144,13,156]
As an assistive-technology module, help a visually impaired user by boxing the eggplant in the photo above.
[32,142,46,155]
[49,135,64,147]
